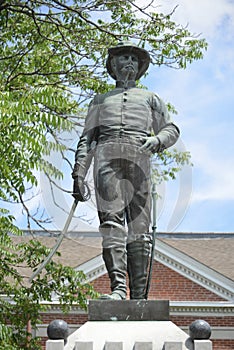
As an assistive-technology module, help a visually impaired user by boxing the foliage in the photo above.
[0,212,97,349]
[152,148,192,184]
[0,0,207,348]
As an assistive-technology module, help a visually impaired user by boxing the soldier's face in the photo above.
[113,53,139,80]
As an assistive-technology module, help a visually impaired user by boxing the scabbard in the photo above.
[29,199,78,282]
[145,183,157,299]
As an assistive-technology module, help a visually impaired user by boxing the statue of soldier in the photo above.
[72,41,180,300]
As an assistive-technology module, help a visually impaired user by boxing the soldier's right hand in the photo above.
[72,176,87,202]
[140,136,160,154]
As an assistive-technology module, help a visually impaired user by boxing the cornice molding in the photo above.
[75,255,106,282]
[170,301,234,316]
[41,301,234,317]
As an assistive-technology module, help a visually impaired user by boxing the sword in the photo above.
[29,199,78,282]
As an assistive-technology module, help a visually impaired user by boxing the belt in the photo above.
[98,135,146,147]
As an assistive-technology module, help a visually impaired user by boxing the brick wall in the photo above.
[41,313,88,325]
[92,260,226,301]
[171,316,234,327]
[212,340,234,350]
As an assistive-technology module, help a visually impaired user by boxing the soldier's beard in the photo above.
[113,64,138,85]
[120,65,137,81]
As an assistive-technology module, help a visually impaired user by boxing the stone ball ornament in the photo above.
[189,319,212,340]
[47,319,69,344]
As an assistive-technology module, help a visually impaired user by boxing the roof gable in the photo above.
[76,238,234,301]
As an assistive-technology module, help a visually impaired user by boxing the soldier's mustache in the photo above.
[123,64,136,71]
[127,65,135,70]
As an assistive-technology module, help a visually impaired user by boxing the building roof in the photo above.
[159,237,234,282]
[12,231,234,299]
[12,235,102,281]
[24,231,234,282]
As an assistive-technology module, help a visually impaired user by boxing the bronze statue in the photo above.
[72,41,180,300]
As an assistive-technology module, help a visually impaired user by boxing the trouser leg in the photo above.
[94,148,128,299]
[127,239,151,299]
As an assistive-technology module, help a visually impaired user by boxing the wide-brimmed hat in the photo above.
[106,41,151,80]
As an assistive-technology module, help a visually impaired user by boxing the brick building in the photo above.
[20,231,234,349]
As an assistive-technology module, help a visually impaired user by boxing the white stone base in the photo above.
[46,339,64,350]
[194,340,212,350]
[64,321,194,350]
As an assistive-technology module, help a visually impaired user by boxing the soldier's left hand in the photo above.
[140,136,160,153]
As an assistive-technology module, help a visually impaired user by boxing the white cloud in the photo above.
[157,0,234,38]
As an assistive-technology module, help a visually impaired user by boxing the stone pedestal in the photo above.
[88,300,169,321]
[64,300,212,350]
[65,320,193,350]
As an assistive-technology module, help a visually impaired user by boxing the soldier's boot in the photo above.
[127,240,151,299]
[99,246,127,300]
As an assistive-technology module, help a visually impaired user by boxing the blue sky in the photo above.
[147,0,234,232]
[13,0,234,233]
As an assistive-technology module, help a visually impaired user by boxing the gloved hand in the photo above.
[72,176,87,202]
[139,136,160,154]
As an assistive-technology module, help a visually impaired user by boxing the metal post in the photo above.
[145,182,157,299]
